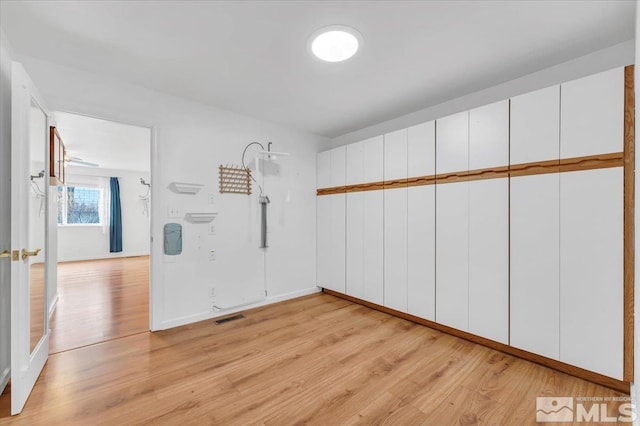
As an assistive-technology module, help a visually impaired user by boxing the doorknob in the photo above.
[21,248,41,260]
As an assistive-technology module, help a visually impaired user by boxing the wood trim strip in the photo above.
[345,181,385,193]
[407,175,437,188]
[509,158,560,177]
[317,153,624,195]
[316,186,346,196]
[558,152,623,173]
[383,178,408,189]
[624,64,635,382]
[323,288,630,394]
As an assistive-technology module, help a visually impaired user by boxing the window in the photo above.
[57,185,103,225]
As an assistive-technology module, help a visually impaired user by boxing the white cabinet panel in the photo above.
[435,181,469,330]
[317,150,331,189]
[407,185,435,320]
[363,190,384,305]
[468,178,509,344]
[346,142,364,185]
[316,195,331,287]
[317,193,346,293]
[363,136,384,183]
[384,129,408,180]
[510,85,560,164]
[436,111,468,174]
[330,146,347,187]
[346,192,363,298]
[328,193,346,293]
[560,67,623,158]
[384,187,408,312]
[560,168,623,379]
[510,174,560,360]
[469,100,509,170]
[408,121,436,177]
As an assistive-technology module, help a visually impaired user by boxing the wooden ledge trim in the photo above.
[317,153,626,196]
[407,175,437,187]
[345,181,385,193]
[323,288,630,394]
[510,159,560,177]
[558,152,623,173]
[316,186,346,196]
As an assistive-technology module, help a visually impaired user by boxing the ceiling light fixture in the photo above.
[308,25,362,63]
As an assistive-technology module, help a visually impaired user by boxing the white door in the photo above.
[10,63,51,414]
[560,167,623,379]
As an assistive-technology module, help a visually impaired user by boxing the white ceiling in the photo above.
[1,1,635,138]
[53,112,150,172]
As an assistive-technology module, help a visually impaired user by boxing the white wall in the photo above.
[0,28,13,395]
[57,167,151,262]
[15,53,330,330]
[331,40,635,146]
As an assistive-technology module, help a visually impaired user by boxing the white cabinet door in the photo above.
[408,121,435,177]
[328,193,346,293]
[346,192,363,298]
[384,128,408,180]
[468,178,508,343]
[363,136,384,183]
[316,195,331,287]
[346,141,364,185]
[317,150,331,189]
[510,173,560,360]
[469,100,509,170]
[560,168,623,379]
[317,193,346,293]
[436,112,468,174]
[384,187,408,312]
[407,185,435,320]
[435,181,469,331]
[363,190,384,305]
[560,67,623,158]
[510,85,560,164]
[330,146,347,187]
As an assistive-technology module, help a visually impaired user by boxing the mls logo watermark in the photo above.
[536,396,636,423]
[536,397,574,422]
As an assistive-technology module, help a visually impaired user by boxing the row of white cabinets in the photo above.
[316,66,625,381]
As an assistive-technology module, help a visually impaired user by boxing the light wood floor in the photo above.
[49,256,149,353]
[0,292,628,425]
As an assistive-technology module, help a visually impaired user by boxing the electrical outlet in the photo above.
[209,250,216,261]
[209,223,216,235]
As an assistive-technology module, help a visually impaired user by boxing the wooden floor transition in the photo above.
[0,292,628,425]
[49,256,149,353]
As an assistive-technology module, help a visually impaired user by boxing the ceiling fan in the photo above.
[64,155,99,168]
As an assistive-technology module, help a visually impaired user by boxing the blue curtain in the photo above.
[109,177,123,253]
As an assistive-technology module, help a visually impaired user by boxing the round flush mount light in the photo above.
[308,25,362,63]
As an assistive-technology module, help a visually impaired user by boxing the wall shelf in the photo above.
[185,212,218,223]
[169,182,204,194]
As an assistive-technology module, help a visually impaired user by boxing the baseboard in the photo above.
[323,289,630,394]
[48,292,59,319]
[159,286,322,330]
[0,366,9,396]
[58,252,150,263]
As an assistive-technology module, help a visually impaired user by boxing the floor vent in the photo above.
[215,314,245,325]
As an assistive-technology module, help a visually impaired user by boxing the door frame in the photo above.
[48,109,160,331]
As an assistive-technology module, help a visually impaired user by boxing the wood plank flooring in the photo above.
[0,292,628,425]
[49,256,149,354]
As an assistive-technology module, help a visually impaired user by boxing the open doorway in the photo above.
[50,112,151,354]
